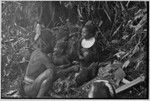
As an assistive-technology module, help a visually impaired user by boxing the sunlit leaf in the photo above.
[6,89,17,95]
[114,51,126,58]
[19,57,26,63]
[122,60,130,69]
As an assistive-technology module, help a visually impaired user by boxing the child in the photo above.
[74,21,101,87]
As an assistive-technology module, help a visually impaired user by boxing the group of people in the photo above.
[22,21,115,98]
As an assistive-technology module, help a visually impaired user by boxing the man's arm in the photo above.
[53,55,71,69]
[40,53,55,70]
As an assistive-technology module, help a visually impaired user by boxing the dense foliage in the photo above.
[1,1,148,98]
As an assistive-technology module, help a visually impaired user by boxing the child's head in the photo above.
[81,21,98,39]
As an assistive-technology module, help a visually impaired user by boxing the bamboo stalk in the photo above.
[122,78,131,84]
[116,75,145,94]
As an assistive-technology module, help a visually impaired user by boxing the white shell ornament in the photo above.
[81,37,95,48]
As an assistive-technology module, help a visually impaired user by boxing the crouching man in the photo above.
[23,29,78,98]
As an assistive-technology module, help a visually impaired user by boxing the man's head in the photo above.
[88,80,116,98]
[35,29,55,54]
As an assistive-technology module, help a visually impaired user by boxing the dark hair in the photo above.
[40,29,52,45]
[92,82,115,98]
[37,29,56,53]
[83,21,98,39]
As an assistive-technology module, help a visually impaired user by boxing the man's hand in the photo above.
[58,65,65,69]
[79,55,84,60]
[83,51,89,57]
[70,65,80,72]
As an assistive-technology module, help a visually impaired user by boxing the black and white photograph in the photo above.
[1,1,149,99]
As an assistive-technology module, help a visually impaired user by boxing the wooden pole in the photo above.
[116,75,145,94]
